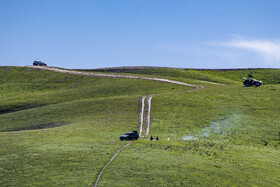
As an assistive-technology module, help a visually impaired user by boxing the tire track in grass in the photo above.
[93,96,150,187]
[25,66,200,88]
[144,96,152,137]
[24,66,203,186]
[92,141,133,187]
[139,96,152,137]
[139,96,146,137]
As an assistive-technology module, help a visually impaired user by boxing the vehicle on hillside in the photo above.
[119,131,139,140]
[242,77,263,87]
[33,61,47,66]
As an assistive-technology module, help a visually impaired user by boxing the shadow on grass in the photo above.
[2,121,69,132]
[0,103,47,115]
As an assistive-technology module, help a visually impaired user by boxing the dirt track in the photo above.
[139,96,146,137]
[92,141,133,187]
[26,66,203,186]
[92,96,152,187]
[145,96,152,137]
[26,66,201,88]
[138,96,153,138]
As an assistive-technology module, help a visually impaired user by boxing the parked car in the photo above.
[242,77,263,87]
[33,61,47,66]
[119,131,139,140]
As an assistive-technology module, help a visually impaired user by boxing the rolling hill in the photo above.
[0,66,279,186]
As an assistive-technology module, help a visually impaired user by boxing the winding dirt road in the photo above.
[93,96,153,187]
[138,96,153,138]
[25,66,203,186]
[26,66,200,88]
[139,96,146,137]
[144,96,153,137]
[92,141,132,187]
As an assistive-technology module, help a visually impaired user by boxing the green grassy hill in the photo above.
[0,66,279,186]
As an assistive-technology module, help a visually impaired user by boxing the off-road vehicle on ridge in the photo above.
[119,131,139,140]
[33,61,47,66]
[242,77,263,87]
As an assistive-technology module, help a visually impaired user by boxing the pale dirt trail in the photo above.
[144,96,152,137]
[26,66,200,88]
[25,66,203,186]
[90,83,202,186]
[139,96,146,137]
[92,141,133,187]
[138,96,152,138]
[93,96,152,187]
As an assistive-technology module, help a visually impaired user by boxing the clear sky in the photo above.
[1,0,280,69]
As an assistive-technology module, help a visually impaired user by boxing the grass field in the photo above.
[0,66,279,186]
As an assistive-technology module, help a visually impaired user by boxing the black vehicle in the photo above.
[242,77,263,87]
[119,131,139,140]
[33,61,47,66]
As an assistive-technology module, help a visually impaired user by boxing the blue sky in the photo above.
[1,0,280,69]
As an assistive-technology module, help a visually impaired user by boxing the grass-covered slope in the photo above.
[100,84,280,186]
[88,67,280,85]
[0,67,186,117]
[0,66,187,186]
[0,66,280,186]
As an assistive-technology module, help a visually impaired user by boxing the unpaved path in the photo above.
[92,141,132,187]
[138,96,153,138]
[139,96,146,137]
[25,66,200,88]
[144,96,152,137]
[25,66,203,186]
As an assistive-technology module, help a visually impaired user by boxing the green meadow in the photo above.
[0,66,280,186]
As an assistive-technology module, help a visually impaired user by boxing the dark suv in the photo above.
[33,61,47,66]
[119,131,139,140]
[242,78,263,87]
